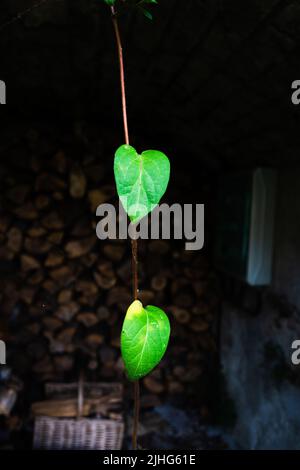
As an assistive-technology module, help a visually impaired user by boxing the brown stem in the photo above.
[111,6,130,146]
[132,380,140,450]
[131,239,138,300]
[131,239,139,448]
[111,6,139,450]
[131,237,139,449]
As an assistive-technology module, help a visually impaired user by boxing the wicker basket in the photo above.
[33,375,124,450]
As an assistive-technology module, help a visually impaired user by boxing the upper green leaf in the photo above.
[103,0,115,6]
[121,300,170,381]
[114,144,170,224]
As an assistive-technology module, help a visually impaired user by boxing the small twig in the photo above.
[0,0,60,33]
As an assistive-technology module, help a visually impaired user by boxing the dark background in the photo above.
[1,0,299,169]
[0,0,300,451]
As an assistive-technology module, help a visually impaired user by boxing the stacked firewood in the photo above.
[0,130,219,410]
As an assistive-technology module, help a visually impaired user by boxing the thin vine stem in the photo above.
[133,380,140,450]
[110,5,140,450]
[111,6,130,146]
[131,239,138,300]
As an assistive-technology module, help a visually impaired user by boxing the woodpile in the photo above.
[31,382,123,420]
[0,129,219,410]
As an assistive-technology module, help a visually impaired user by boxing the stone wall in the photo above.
[221,298,300,449]
[273,170,300,309]
[220,170,300,449]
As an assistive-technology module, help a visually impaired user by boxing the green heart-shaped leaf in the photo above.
[121,300,170,381]
[114,145,170,224]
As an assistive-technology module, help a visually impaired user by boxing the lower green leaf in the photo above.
[121,300,170,381]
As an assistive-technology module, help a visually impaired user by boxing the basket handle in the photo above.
[77,371,84,419]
